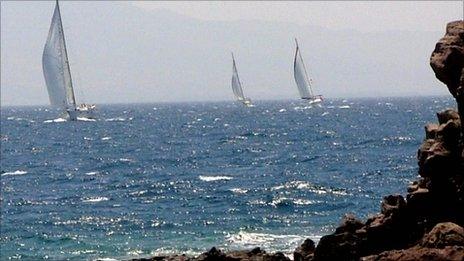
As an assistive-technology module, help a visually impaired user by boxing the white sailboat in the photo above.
[42,0,96,121]
[293,38,323,105]
[231,53,253,107]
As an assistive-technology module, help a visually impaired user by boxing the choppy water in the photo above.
[0,97,454,260]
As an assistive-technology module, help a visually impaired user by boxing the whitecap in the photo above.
[321,112,330,116]
[105,117,126,122]
[77,117,96,122]
[225,231,316,251]
[338,105,350,109]
[199,175,233,182]
[230,188,248,194]
[85,171,99,176]
[44,118,66,123]
[101,137,112,141]
[82,197,109,203]
[279,109,287,112]
[2,170,27,176]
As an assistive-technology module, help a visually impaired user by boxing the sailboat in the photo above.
[42,0,96,121]
[293,38,323,105]
[231,53,253,107]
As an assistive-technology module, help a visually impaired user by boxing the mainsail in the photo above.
[231,53,246,101]
[42,0,76,110]
[293,38,315,99]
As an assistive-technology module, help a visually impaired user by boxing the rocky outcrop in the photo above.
[430,20,464,136]
[305,107,464,261]
[361,222,464,261]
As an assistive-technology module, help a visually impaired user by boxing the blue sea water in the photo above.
[0,97,455,260]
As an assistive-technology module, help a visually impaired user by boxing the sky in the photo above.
[1,1,463,106]
[132,1,463,32]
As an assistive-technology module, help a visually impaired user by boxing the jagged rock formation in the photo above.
[430,20,464,135]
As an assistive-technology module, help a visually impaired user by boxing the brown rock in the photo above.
[196,247,227,261]
[335,214,364,234]
[430,21,464,136]
[437,109,460,125]
[294,239,315,261]
[381,195,406,216]
[421,222,464,248]
[425,123,439,139]
[361,246,464,261]
[430,21,464,99]
[313,232,364,261]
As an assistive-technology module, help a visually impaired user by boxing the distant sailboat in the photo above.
[42,0,96,121]
[293,38,323,105]
[231,53,253,107]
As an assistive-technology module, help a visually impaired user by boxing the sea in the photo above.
[0,97,455,260]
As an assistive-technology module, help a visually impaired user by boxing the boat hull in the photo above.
[303,95,323,105]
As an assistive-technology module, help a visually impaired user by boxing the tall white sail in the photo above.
[231,53,246,101]
[293,38,314,99]
[42,1,76,110]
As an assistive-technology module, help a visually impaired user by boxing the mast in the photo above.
[295,38,315,97]
[56,0,77,108]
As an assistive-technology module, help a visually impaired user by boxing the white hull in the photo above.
[64,104,97,121]
[307,97,323,105]
[241,99,254,107]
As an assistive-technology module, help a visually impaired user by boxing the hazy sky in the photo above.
[133,1,462,32]
[1,1,463,106]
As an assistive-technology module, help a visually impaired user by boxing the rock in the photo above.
[418,141,454,178]
[313,232,364,261]
[425,123,439,139]
[335,214,364,234]
[420,222,464,248]
[226,247,290,261]
[430,20,464,136]
[361,246,464,261]
[430,21,464,99]
[437,109,460,125]
[294,239,315,261]
[196,247,227,261]
[437,119,461,149]
[380,195,406,216]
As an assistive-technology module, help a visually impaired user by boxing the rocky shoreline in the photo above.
[127,21,464,261]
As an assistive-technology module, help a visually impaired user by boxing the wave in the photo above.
[105,117,127,122]
[270,197,320,207]
[82,197,109,203]
[44,118,67,123]
[77,117,96,122]
[271,181,349,196]
[1,170,27,176]
[199,175,233,182]
[226,231,318,252]
[230,188,248,194]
